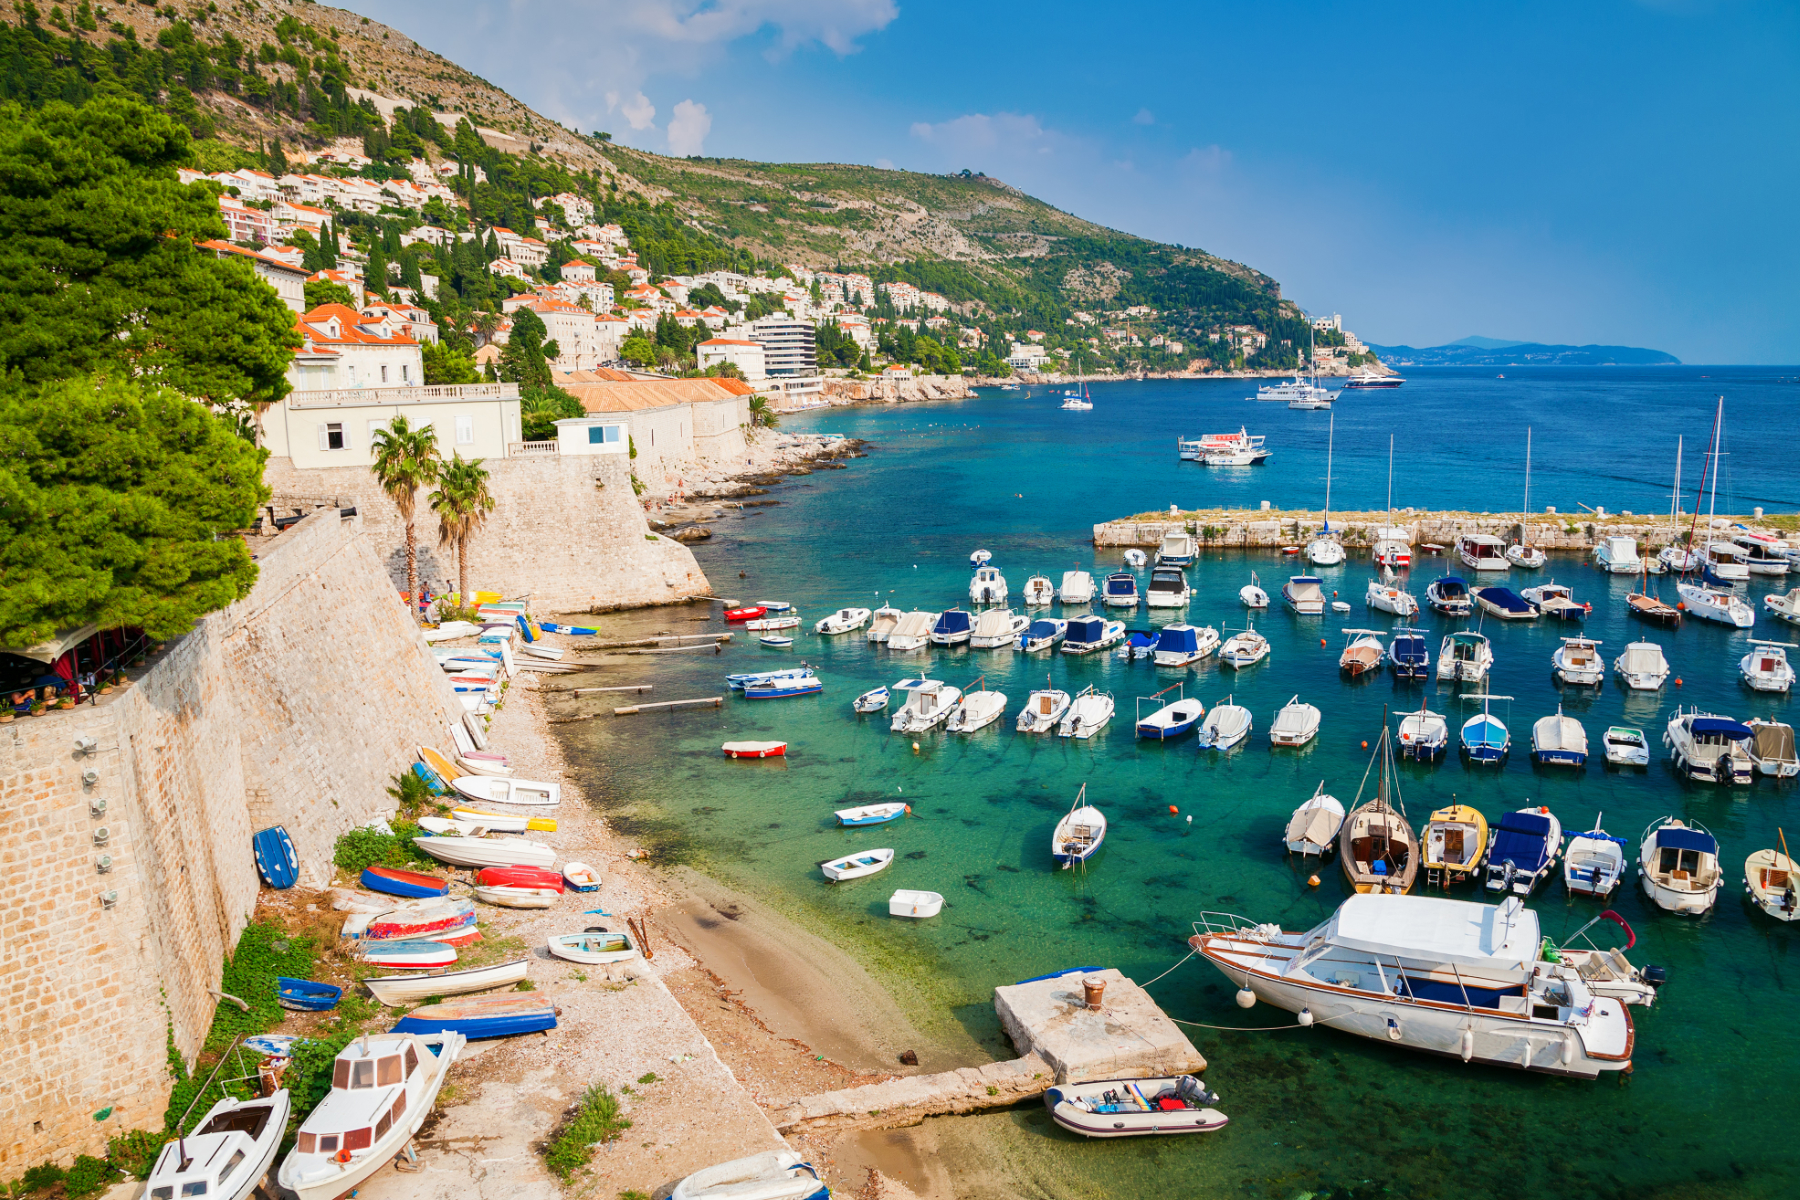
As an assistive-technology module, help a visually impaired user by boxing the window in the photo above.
[455,415,474,445]
[402,364,410,382]
[587,425,620,445]
[319,423,346,451]
[380,365,389,383]
[345,1127,372,1151]
[331,1061,350,1090]
[375,1112,392,1137]
[297,1133,315,1154]
[318,1135,339,1153]
[403,1045,419,1076]
[377,1055,402,1086]
[391,1094,407,1124]
[180,1184,208,1197]
[351,1059,374,1088]
[223,1151,245,1177]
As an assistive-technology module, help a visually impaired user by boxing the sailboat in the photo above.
[1505,428,1546,568]
[1060,353,1093,411]
[1338,722,1418,894]
[1675,398,1754,627]
[1304,412,1345,566]
[1372,434,1412,568]
[1657,437,1696,573]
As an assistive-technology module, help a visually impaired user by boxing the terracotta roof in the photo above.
[296,302,418,346]
[562,378,749,413]
[199,239,308,276]
[699,338,759,347]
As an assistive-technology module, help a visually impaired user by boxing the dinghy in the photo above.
[1532,705,1589,766]
[360,865,449,900]
[1218,628,1270,669]
[277,977,343,1012]
[1124,548,1149,568]
[1602,726,1651,767]
[345,897,476,941]
[758,635,795,648]
[1395,704,1448,761]
[365,958,530,1006]
[744,672,822,699]
[889,889,944,919]
[970,548,993,567]
[1269,696,1321,747]
[727,666,812,690]
[1136,692,1204,740]
[1045,1075,1227,1139]
[563,862,601,891]
[1745,840,1799,922]
[1552,637,1604,685]
[356,940,458,970]
[853,686,890,713]
[423,620,482,642]
[1483,807,1562,896]
[746,613,800,631]
[475,865,563,891]
[1057,685,1114,739]
[723,606,766,622]
[835,802,908,826]
[669,1152,828,1200]
[548,930,641,964]
[722,741,787,758]
[946,679,1008,732]
[449,776,560,806]
[522,644,565,661]
[253,826,299,889]
[1239,571,1269,609]
[1420,804,1488,888]
[473,884,559,909]
[1017,686,1072,733]
[1117,630,1157,660]
[412,834,556,869]
[1563,817,1628,898]
[450,809,556,833]
[455,755,514,777]
[148,1089,291,1200]
[1747,719,1799,777]
[814,607,872,634]
[1639,817,1721,914]
[1021,617,1067,652]
[418,746,463,782]
[1284,783,1344,856]
[1338,629,1385,676]
[1196,697,1252,750]
[390,996,555,1038]
[1052,786,1106,867]
[821,848,895,882]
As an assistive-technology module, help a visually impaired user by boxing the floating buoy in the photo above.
[1361,741,1368,749]
[911,741,921,753]
[1307,874,1320,887]
[1676,601,1686,610]
[904,805,912,814]
[1169,805,1179,815]
[1675,677,1683,687]
[1332,590,1339,598]
[1235,988,1257,1009]
[1297,1008,1315,1027]
[1186,815,1192,824]
[1320,637,1327,647]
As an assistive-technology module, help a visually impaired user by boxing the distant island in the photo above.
[1366,336,1681,367]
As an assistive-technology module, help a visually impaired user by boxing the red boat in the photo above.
[722,741,788,759]
[475,865,565,892]
[723,606,767,622]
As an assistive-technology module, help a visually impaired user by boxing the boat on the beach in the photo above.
[1281,576,1325,615]
[1052,786,1106,867]
[472,884,557,909]
[1059,570,1096,604]
[970,565,1008,605]
[360,865,449,900]
[1474,586,1536,620]
[1531,706,1589,767]
[1338,729,1417,894]
[1639,817,1721,914]
[814,607,871,635]
[1664,709,1754,784]
[1365,569,1417,616]
[835,802,908,826]
[390,996,555,1039]
[1196,697,1252,750]
[418,745,463,783]
[1219,627,1270,669]
[744,673,822,699]
[852,686,890,713]
[149,1088,290,1200]
[1151,623,1216,667]
[890,679,961,732]
[1740,640,1796,692]
[355,940,458,970]
[1145,566,1191,608]
[277,977,343,1012]
[1563,817,1627,898]
[1062,615,1125,655]
[1102,571,1140,608]
[1602,726,1651,767]
[1420,804,1488,889]
[1522,581,1590,620]
[1396,704,1449,761]
[1023,575,1056,606]
[1425,575,1472,616]
[946,678,1009,733]
[886,611,937,652]
[1239,571,1269,609]
[1045,1075,1227,1138]
[1745,838,1799,922]
[1388,629,1430,679]
[522,643,564,661]
[722,741,787,758]
[1269,695,1321,747]
[412,834,557,870]
[1338,629,1385,676]
[1458,533,1509,572]
[670,1152,829,1200]
[1437,630,1493,685]
[1552,637,1605,686]
[1747,719,1799,777]
[1136,687,1203,740]
[1020,617,1067,653]
[1483,807,1562,896]
[423,620,481,642]
[929,608,975,646]
[1057,685,1115,739]
[449,776,560,807]
[449,809,556,833]
[889,889,944,919]
[1285,783,1345,856]
[365,958,530,1006]
[1459,693,1511,764]
[563,862,600,891]
[822,848,895,882]
[343,896,477,941]
[547,931,640,964]
[866,605,902,643]
[1017,686,1072,734]
[1613,641,1669,690]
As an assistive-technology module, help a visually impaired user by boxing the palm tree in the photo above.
[746,395,780,433]
[430,455,495,607]
[371,415,442,621]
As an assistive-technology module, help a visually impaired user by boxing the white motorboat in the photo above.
[449,776,560,807]
[1564,818,1628,898]
[1145,566,1192,608]
[1219,628,1270,669]
[1745,845,1799,921]
[1045,1074,1227,1138]
[1552,637,1604,686]
[1396,704,1449,762]
[946,680,1009,732]
[889,889,944,919]
[1663,708,1754,784]
[970,608,1027,648]
[866,605,902,643]
[1062,615,1125,654]
[1638,818,1721,914]
[1058,685,1115,739]
[1365,570,1418,616]
[1601,726,1650,767]
[1740,640,1796,692]
[1484,807,1561,896]
[1702,541,1751,583]
[1436,631,1493,684]
[890,679,961,733]
[148,1090,290,1200]
[1021,617,1067,652]
[931,608,975,646]
[1282,576,1325,615]
[1593,536,1642,574]
[970,565,1008,605]
[1304,536,1345,566]
[1521,580,1590,621]
[815,607,872,634]
[1191,895,1636,1077]
[1059,570,1096,604]
[835,801,908,826]
[1677,580,1755,627]
[1338,629,1385,677]
[1425,575,1473,617]
[412,835,556,869]
[1156,529,1197,567]
[744,614,801,632]
[1017,687,1072,733]
[1196,697,1252,750]
[1239,571,1269,608]
[1151,623,1217,666]
[969,549,992,567]
[1023,574,1057,606]
[671,1152,826,1200]
[1269,696,1321,747]
[1135,690,1204,739]
[1458,534,1509,572]
[1284,783,1345,855]
[821,848,895,882]
[1052,786,1107,866]
[1374,536,1413,568]
[365,958,530,1006]
[1660,545,1702,573]
[1613,640,1669,690]
[1123,548,1148,568]
[1731,532,1792,576]
[1102,571,1140,608]
[278,1032,464,1200]
[1506,543,1546,568]
[853,686,890,713]
[886,611,937,651]
[1531,706,1589,767]
[1746,719,1799,778]
[547,931,640,965]
[1766,587,1800,628]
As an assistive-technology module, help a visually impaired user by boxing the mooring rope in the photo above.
[1137,948,1197,988]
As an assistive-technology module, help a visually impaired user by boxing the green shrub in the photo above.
[543,1085,632,1180]
[107,1128,170,1181]
[20,1163,66,1192]
[331,820,425,874]
[64,1154,115,1197]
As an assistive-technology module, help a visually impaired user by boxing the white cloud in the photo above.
[909,112,1061,161]
[667,99,712,156]
[606,89,658,131]
[1132,108,1154,125]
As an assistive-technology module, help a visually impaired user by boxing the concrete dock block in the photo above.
[993,968,1204,1084]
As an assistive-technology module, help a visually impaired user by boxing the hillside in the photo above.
[0,0,1318,370]
[1366,340,1681,367]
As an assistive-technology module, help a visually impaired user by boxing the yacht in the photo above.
[1396,704,1449,761]
[1484,807,1562,896]
[1193,894,1635,1077]
[815,607,872,635]
[929,608,974,646]
[1239,571,1269,609]
[1675,579,1754,627]
[1282,576,1326,615]
[1457,533,1509,573]
[1592,536,1642,574]
[1421,804,1489,889]
[1152,623,1218,667]
[1638,818,1721,915]
[970,566,1008,605]
[1102,572,1140,608]
[1057,685,1115,739]
[1388,629,1431,679]
[1219,627,1271,669]
[866,605,902,644]
[1459,693,1511,764]
[1156,529,1198,567]
[1740,640,1797,692]
[1425,575,1471,617]
[1062,615,1125,655]
[1284,784,1345,856]
[1436,631,1493,685]
[1701,542,1750,583]
[1365,569,1418,616]
[1551,636,1604,686]
[1022,575,1056,606]
[886,611,937,651]
[1256,376,1340,407]
[1020,617,1067,653]
[1731,532,1792,576]
[890,680,962,733]
[1059,570,1095,604]
[1145,567,1192,608]
[1016,686,1071,734]
[1663,708,1754,784]
[1269,696,1322,747]
[1343,369,1403,388]
[1746,719,1799,778]
[1613,641,1669,690]
[1531,706,1589,767]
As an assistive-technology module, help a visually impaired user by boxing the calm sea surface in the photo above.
[569,367,1799,1199]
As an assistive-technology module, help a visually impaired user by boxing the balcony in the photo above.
[287,383,521,409]
[507,440,561,457]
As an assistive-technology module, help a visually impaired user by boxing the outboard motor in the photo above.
[1641,964,1668,989]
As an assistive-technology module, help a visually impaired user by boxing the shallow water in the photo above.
[567,368,1798,1199]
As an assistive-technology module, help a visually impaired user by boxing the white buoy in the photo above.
[1234,988,1256,1009]
[1296,1008,1314,1027]
[1460,1028,1474,1062]
[1186,815,1192,823]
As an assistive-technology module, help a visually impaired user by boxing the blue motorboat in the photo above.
[392,996,558,1039]
[1102,572,1140,608]
[1459,694,1511,764]
[1020,617,1067,652]
[728,666,813,690]
[1151,623,1206,667]
[276,977,342,1012]
[1474,586,1537,620]
[1388,631,1431,679]
[1062,616,1124,655]
[253,827,298,889]
[1116,631,1158,660]
[1484,806,1563,896]
[930,608,974,646]
[1426,575,1472,617]
[744,674,822,699]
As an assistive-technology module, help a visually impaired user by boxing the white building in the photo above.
[287,303,425,393]
[750,316,818,377]
[202,240,308,313]
[696,338,766,380]
[263,383,524,470]
[1007,343,1048,370]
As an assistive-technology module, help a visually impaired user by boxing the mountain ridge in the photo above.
[1367,340,1680,367]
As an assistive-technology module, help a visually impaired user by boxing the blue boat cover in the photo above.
[1026,619,1061,639]
[1066,616,1105,644]
[253,827,298,889]
[1104,574,1137,594]
[1479,587,1533,614]
[1126,632,1158,650]
[1292,576,1321,586]
[1156,626,1200,653]
[1391,634,1428,661]
[933,609,972,634]
[1464,716,1507,747]
[1497,809,1554,837]
[1489,828,1552,870]
[1691,717,1753,739]
[1436,577,1468,596]
[1657,826,1718,854]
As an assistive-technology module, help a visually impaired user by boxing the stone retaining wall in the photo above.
[1096,511,1770,553]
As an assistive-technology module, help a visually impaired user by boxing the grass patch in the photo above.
[636,1072,659,1085]
[543,1084,632,1180]
[331,818,427,875]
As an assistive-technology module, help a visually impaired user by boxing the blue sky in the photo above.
[343,0,1797,363]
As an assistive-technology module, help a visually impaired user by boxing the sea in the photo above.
[563,366,1800,1200]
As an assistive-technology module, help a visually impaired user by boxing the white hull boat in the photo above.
[866,605,902,643]
[365,958,529,1006]
[1021,617,1067,652]
[1059,571,1096,604]
[1638,818,1721,914]
[886,611,937,651]
[1045,1075,1227,1138]
[455,755,514,778]
[1282,576,1325,615]
[1052,788,1107,866]
[1219,629,1270,669]
[1602,727,1650,767]
[1156,530,1197,567]
[853,686,890,713]
[412,835,556,869]
[1023,575,1056,606]
[1018,688,1072,733]
[1136,695,1204,739]
[1197,698,1252,750]
[823,848,895,881]
[449,776,560,807]
[889,889,944,919]
[1058,686,1115,739]
[930,608,974,646]
[670,1152,827,1200]
[947,687,1009,733]
[1664,709,1754,784]
[1285,784,1344,855]
[1269,696,1321,747]
[1102,572,1140,608]
[1458,533,1510,572]
[1765,587,1800,628]
[1593,536,1642,574]
[815,607,872,635]
[1365,573,1418,616]
[1740,640,1796,692]
[1747,719,1799,778]
[836,802,908,826]
[1677,581,1754,627]
[473,884,558,909]
[1437,631,1493,685]
[891,680,961,733]
[1613,641,1669,690]
[1305,537,1344,566]
[1396,706,1449,761]
[1564,822,1627,898]
[1531,707,1589,767]
[1151,623,1217,666]
[970,566,1008,605]
[1745,848,1799,921]
[1239,572,1269,609]
[1123,548,1148,568]
[970,608,1029,648]
[547,931,640,964]
[148,1091,290,1200]
[1145,567,1192,608]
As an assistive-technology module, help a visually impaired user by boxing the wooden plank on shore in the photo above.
[613,696,723,715]
[575,633,730,650]
[627,643,725,656]
[547,684,654,695]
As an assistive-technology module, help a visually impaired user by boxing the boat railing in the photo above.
[1191,912,1281,942]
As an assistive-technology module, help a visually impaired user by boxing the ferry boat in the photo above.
[1179,428,1267,462]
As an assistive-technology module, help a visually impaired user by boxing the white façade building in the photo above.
[696,338,766,380]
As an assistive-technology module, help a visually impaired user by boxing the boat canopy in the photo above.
[1618,644,1666,673]
[1104,573,1138,595]
[1752,722,1796,763]
[1287,577,1324,601]
[1435,577,1468,597]
[1155,626,1200,654]
[1066,616,1105,644]
[1026,619,1061,639]
[1391,633,1429,661]
[1324,894,1539,972]
[1286,804,1340,847]
[933,610,973,635]
[972,610,1015,637]
[891,612,934,638]
[1490,811,1554,869]
[1657,826,1718,855]
[1691,716,1752,739]
[1478,587,1533,615]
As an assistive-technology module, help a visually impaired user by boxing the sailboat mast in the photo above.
[1682,402,1718,575]
[1386,434,1394,517]
[1521,427,1532,547]
[1669,435,1682,551]
[1707,396,1722,536]
[1323,411,1334,532]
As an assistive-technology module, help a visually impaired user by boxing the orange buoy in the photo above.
[1675,677,1683,686]
[1169,805,1179,815]
[1320,637,1327,647]
[912,741,921,753]
[904,805,912,814]
[1361,740,1368,749]
[1308,874,1321,887]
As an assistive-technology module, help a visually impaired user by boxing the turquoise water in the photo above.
[568,369,1798,1199]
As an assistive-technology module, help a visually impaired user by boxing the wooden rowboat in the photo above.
[451,808,557,833]
[360,865,449,899]
[821,848,894,882]
[547,931,639,965]
[418,746,463,782]
[392,994,557,1038]
[365,958,530,1007]
[722,741,787,758]
[473,884,559,909]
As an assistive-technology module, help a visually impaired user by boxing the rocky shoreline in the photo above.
[646,432,873,542]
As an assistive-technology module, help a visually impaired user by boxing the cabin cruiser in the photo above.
[1102,572,1141,608]
[1145,567,1192,608]
[1344,369,1404,388]
[1457,533,1509,572]
[1190,894,1636,1077]
[1564,820,1628,898]
[1552,637,1604,686]
[1156,529,1198,567]
[1256,376,1340,406]
[1639,818,1721,914]
[1059,570,1096,604]
[815,607,872,635]
[1506,542,1546,569]
[1765,587,1800,628]
[1239,572,1269,608]
[1197,697,1253,750]
[1304,534,1345,566]
[946,682,1008,733]
[1521,580,1589,620]
[1396,705,1449,761]
[1219,627,1270,669]
[1437,631,1493,685]
[1731,533,1790,575]
[1746,719,1799,778]
[1285,784,1345,856]
[1372,525,1413,568]
[1745,847,1799,921]
[1484,807,1562,896]
[1474,586,1535,620]
[866,605,902,644]
[1136,692,1204,739]
[1022,574,1056,606]
[1664,709,1754,784]
[970,609,1029,649]
[1062,616,1125,655]
[1592,536,1642,574]
[1659,544,1703,573]
[1421,804,1488,889]
[1181,427,1265,459]
[1152,623,1217,667]
[929,608,974,646]
[1388,630,1430,679]
[1459,693,1511,764]
[1338,629,1385,676]
[1425,575,1472,617]
[1602,726,1651,767]
[1016,687,1071,733]
[1739,640,1796,692]
[970,566,1008,605]
[1531,706,1589,767]
[1282,576,1326,615]
[1020,617,1067,653]
[1675,579,1752,627]
[1613,641,1669,690]
[890,679,962,733]
[1365,570,1418,616]
[886,611,936,652]
[1058,685,1115,739]
[150,1089,291,1200]
[1204,442,1270,466]
[1701,541,1751,583]
[1269,696,1322,747]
